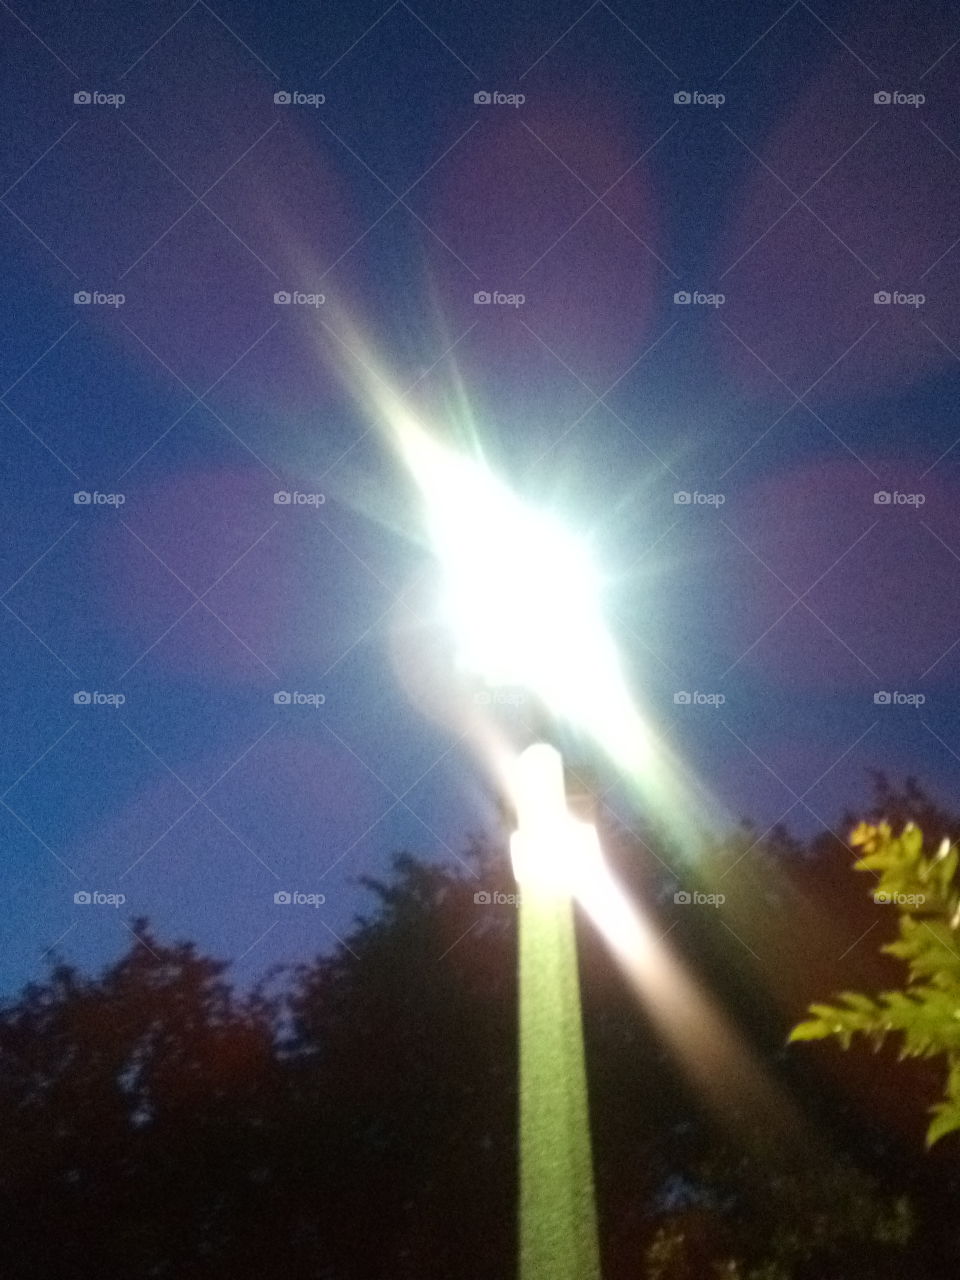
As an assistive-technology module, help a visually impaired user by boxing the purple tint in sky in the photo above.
[2,0,960,991]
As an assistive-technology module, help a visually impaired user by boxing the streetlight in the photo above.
[337,350,648,1274]
[327,318,772,1274]
[387,425,639,1280]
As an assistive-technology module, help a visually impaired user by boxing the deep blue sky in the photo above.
[3,0,960,991]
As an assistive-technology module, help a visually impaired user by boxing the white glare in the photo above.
[401,427,647,771]
[509,744,605,895]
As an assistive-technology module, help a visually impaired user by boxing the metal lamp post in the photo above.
[511,742,603,1280]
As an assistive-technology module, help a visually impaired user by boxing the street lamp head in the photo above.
[418,440,602,687]
[402,425,647,771]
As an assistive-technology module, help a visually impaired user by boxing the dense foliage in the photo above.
[2,780,959,1277]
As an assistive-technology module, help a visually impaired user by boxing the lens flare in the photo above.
[317,314,728,851]
[411,430,646,773]
[575,849,806,1146]
[510,743,804,1165]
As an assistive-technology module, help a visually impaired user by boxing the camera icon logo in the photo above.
[73,491,92,504]
[674,91,691,104]
[274,290,291,304]
[273,491,292,504]
[74,291,91,305]
[274,91,292,104]
[874,290,891,304]
[674,890,692,904]
[274,691,292,704]
[74,890,92,903]
[673,290,691,304]
[73,690,92,704]
[673,491,692,505]
[74,91,91,104]
[274,890,292,904]
[873,491,891,504]
[874,691,892,704]
[673,690,691,704]
[474,891,492,904]
[473,290,491,304]
[874,91,891,105]
[474,91,491,104]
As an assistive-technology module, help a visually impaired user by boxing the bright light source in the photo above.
[509,743,605,895]
[399,425,647,771]
[317,322,728,836]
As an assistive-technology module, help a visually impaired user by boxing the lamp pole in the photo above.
[511,742,602,1280]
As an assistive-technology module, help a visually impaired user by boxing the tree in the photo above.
[0,797,950,1278]
[791,819,960,1148]
[0,920,281,1279]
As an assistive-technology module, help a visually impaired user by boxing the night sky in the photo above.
[3,0,960,991]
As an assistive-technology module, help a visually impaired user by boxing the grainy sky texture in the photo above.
[3,0,960,989]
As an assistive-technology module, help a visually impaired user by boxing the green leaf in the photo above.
[788,1020,832,1042]
[902,824,923,860]
[926,1103,960,1148]
[853,854,896,873]
[795,821,960,1151]
[838,992,879,1013]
